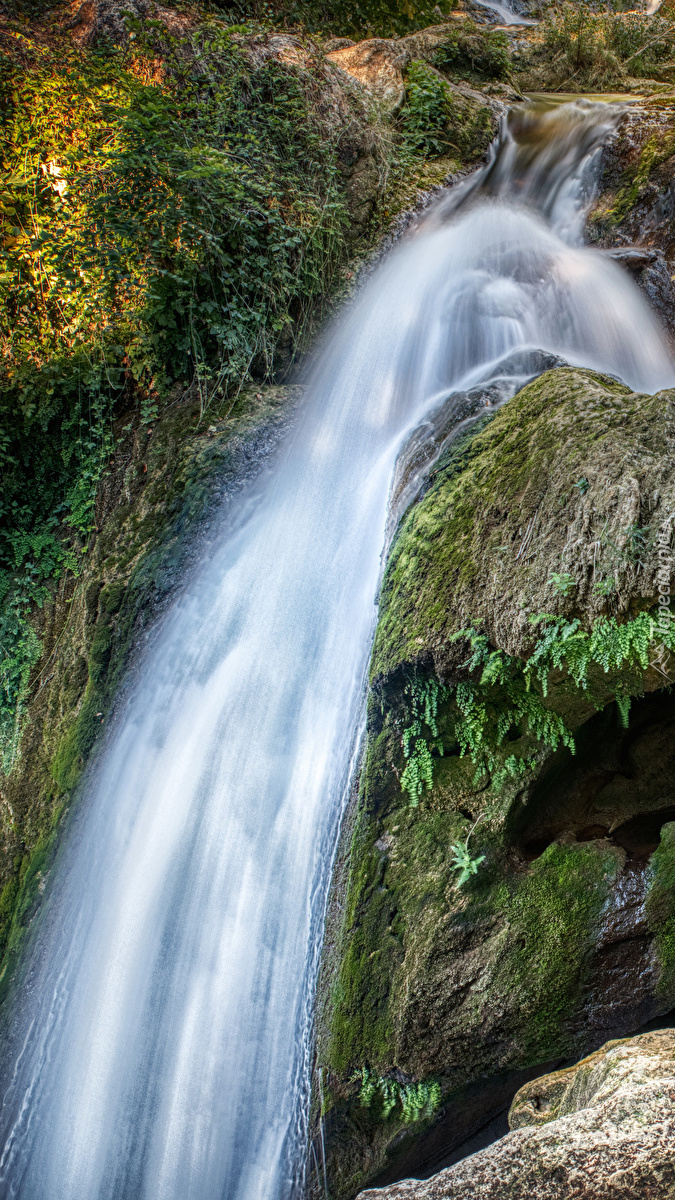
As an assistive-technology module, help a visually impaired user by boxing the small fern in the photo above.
[394,609,673,804]
[400,677,447,805]
[352,1068,442,1124]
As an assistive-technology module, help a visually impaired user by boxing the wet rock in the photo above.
[357,1030,675,1199]
[589,98,675,337]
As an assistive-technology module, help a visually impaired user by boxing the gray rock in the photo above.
[357,1030,675,1199]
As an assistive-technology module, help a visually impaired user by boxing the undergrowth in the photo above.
[524,5,675,90]
[434,22,511,85]
[397,610,675,805]
[400,60,492,159]
[0,23,350,764]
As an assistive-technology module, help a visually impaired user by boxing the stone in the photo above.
[356,1030,675,1199]
[311,368,675,1199]
[65,0,188,47]
[325,23,502,113]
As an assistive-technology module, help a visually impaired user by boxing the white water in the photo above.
[0,103,673,1200]
[472,0,535,26]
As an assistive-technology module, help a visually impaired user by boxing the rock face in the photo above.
[311,367,675,1198]
[589,96,675,338]
[326,24,509,115]
[357,1030,675,1199]
[65,0,189,47]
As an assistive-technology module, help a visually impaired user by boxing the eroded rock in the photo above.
[65,0,189,47]
[357,1030,675,1199]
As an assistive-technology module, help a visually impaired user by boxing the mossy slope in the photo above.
[315,366,675,1199]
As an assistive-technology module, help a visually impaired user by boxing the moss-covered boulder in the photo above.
[312,367,675,1199]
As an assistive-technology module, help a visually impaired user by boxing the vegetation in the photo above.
[0,21,354,763]
[449,822,485,888]
[522,5,675,90]
[396,610,671,804]
[434,22,511,84]
[353,1067,441,1123]
[400,60,493,160]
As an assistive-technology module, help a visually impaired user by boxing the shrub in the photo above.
[434,21,511,83]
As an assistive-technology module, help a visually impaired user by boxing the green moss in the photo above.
[497,841,619,1059]
[646,821,675,999]
[329,730,404,1074]
[371,367,669,680]
[0,383,302,1004]
[0,820,62,1004]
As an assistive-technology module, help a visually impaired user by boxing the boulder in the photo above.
[326,23,504,112]
[310,368,675,1198]
[357,1030,675,1199]
[65,0,189,47]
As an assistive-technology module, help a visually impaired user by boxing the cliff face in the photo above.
[313,367,675,1198]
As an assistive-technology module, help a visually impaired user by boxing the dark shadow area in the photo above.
[510,689,675,861]
[379,1005,675,1187]
[367,1059,563,1191]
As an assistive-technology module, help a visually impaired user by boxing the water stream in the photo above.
[0,100,673,1200]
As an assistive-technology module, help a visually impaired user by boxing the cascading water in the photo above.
[471,0,535,27]
[0,100,673,1200]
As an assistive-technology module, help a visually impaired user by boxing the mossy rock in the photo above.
[372,366,675,681]
[313,366,675,1199]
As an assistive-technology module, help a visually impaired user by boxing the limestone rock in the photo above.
[326,23,502,112]
[311,368,675,1199]
[357,1030,675,1199]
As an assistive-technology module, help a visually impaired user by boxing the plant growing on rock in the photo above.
[400,60,492,160]
[395,610,675,802]
[449,815,485,888]
[353,1067,442,1124]
[400,675,447,804]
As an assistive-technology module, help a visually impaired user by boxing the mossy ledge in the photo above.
[313,366,675,1199]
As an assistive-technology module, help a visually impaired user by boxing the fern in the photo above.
[353,1069,442,1124]
[395,608,673,804]
[400,677,447,804]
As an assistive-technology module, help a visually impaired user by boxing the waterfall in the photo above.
[0,100,672,1200]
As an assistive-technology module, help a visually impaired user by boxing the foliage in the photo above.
[549,571,576,596]
[535,5,675,88]
[396,609,675,803]
[399,60,492,160]
[353,1066,441,1123]
[400,676,446,803]
[270,0,455,38]
[449,835,485,888]
[0,25,351,766]
[434,22,511,83]
[524,609,671,694]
